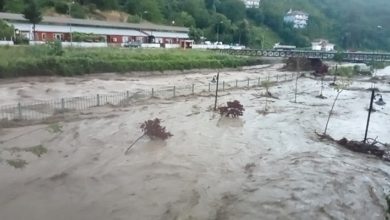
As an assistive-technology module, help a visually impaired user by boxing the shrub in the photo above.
[141,118,173,140]
[48,40,64,56]
[54,1,68,14]
[218,100,245,118]
[70,3,86,19]
[125,118,172,154]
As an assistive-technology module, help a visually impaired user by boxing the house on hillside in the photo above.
[242,0,261,8]
[311,39,335,51]
[283,9,309,29]
[0,12,189,45]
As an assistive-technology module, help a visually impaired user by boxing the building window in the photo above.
[42,33,46,40]
[55,34,62,40]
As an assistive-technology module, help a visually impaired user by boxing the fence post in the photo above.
[18,102,22,119]
[151,88,154,97]
[285,73,287,81]
[235,80,238,88]
[222,81,225,91]
[208,83,211,92]
[61,98,65,112]
[192,84,195,95]
[173,86,176,97]
[126,91,130,98]
[247,78,250,88]
[258,77,261,86]
[97,94,100,106]
[276,74,279,82]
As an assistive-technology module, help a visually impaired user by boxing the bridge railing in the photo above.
[212,48,390,61]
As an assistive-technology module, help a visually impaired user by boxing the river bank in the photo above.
[0,47,262,78]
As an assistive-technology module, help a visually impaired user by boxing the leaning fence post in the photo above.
[222,81,225,91]
[18,102,22,119]
[97,94,100,106]
[173,86,176,97]
[151,88,154,97]
[235,80,238,88]
[208,83,211,92]
[247,78,250,88]
[192,84,195,95]
[61,98,65,112]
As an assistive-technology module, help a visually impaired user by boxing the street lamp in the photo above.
[363,89,386,143]
[211,71,220,111]
[216,21,223,44]
[373,25,385,77]
[68,1,75,46]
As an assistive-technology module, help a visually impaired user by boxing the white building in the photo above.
[242,0,261,8]
[311,39,335,51]
[283,9,309,29]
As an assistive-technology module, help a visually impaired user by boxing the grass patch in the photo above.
[8,145,48,157]
[47,123,63,133]
[0,47,262,78]
[7,159,28,169]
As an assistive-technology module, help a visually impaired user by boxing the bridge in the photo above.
[214,49,390,62]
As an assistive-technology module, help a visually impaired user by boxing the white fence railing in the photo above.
[0,41,14,46]
[0,73,296,122]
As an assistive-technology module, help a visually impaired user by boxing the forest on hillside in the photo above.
[1,0,390,51]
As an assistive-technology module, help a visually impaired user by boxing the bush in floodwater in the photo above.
[125,118,172,154]
[218,100,245,118]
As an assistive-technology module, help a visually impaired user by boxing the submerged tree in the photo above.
[323,79,351,135]
[261,80,272,112]
[125,118,172,154]
[218,100,245,118]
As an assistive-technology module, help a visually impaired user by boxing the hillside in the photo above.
[1,0,390,50]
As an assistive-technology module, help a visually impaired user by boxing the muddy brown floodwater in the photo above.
[0,65,389,220]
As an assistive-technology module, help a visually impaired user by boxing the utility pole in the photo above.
[216,21,223,43]
[214,71,220,111]
[68,1,74,46]
[294,59,300,103]
[364,89,375,143]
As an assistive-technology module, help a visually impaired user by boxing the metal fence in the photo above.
[0,73,296,121]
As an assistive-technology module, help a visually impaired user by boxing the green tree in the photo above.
[181,0,210,28]
[70,3,87,19]
[174,12,195,27]
[22,0,42,41]
[217,0,245,22]
[125,0,163,22]
[0,19,14,40]
[246,8,264,25]
[3,0,24,13]
[0,0,4,11]
[235,20,250,45]
[189,26,204,43]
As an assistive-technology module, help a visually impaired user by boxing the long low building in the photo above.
[0,12,190,44]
